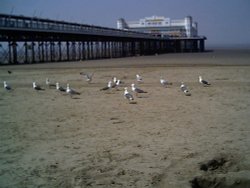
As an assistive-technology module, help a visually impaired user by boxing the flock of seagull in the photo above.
[3,70,211,103]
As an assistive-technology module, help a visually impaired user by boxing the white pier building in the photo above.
[117,16,198,38]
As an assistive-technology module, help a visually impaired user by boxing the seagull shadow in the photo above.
[71,97,81,99]
[112,121,125,124]
[137,96,149,98]
[129,101,137,104]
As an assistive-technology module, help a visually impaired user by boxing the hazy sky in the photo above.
[1,0,250,47]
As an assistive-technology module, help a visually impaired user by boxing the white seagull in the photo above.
[56,82,66,92]
[131,83,147,96]
[112,79,121,90]
[3,81,11,90]
[160,78,168,87]
[100,81,113,91]
[115,79,121,87]
[113,77,124,85]
[180,82,191,96]
[124,87,134,101]
[199,76,211,86]
[80,72,94,83]
[160,76,172,87]
[113,77,117,84]
[33,82,45,91]
[66,84,80,97]
[136,74,143,83]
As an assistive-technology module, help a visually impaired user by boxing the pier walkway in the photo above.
[0,14,206,64]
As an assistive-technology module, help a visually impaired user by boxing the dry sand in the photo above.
[1,49,250,188]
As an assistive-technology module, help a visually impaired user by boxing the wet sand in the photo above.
[1,49,250,187]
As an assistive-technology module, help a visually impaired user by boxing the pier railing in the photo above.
[0,13,159,40]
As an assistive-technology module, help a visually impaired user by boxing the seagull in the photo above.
[7,70,12,74]
[180,82,191,96]
[199,76,211,86]
[115,79,121,87]
[111,79,122,90]
[56,82,66,92]
[112,79,123,91]
[80,72,94,83]
[46,78,56,88]
[3,81,11,90]
[160,78,168,87]
[113,77,117,84]
[66,84,80,97]
[100,81,113,91]
[124,87,134,101]
[160,76,172,87]
[113,77,124,85]
[33,82,45,91]
[136,74,143,83]
[131,83,147,96]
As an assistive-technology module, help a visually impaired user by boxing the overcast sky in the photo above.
[1,0,250,47]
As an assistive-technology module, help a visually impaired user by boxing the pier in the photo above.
[0,14,206,64]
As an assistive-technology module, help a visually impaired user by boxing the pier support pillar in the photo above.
[45,42,49,62]
[58,42,62,61]
[66,41,70,61]
[31,42,35,63]
[86,41,90,60]
[104,42,107,58]
[96,41,98,59]
[38,42,41,62]
[90,41,94,59]
[50,42,55,62]
[199,40,205,52]
[121,42,125,57]
[72,42,76,61]
[77,42,81,61]
[11,42,18,64]
[41,42,45,62]
[82,41,85,60]
[24,42,28,63]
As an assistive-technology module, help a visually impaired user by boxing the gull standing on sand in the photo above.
[46,78,56,88]
[100,81,113,91]
[56,82,66,92]
[124,87,134,101]
[112,79,121,90]
[160,78,167,87]
[160,76,172,87]
[3,81,11,90]
[160,77,168,87]
[131,83,147,96]
[113,77,117,84]
[199,76,211,86]
[136,74,143,83]
[33,82,45,91]
[180,82,191,96]
[80,72,94,84]
[66,84,80,97]
[115,79,121,87]
[113,77,124,85]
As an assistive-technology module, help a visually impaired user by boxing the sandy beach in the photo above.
[1,49,250,188]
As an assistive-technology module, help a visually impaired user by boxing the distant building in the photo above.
[117,15,198,38]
